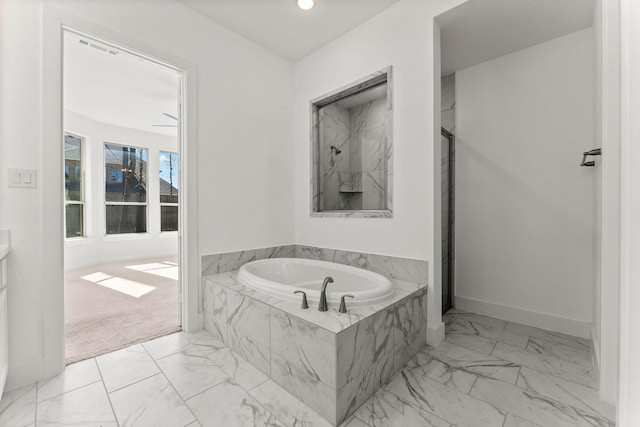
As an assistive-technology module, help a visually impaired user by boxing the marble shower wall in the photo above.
[347,91,389,210]
[319,103,355,210]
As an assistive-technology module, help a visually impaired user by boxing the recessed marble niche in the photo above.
[311,67,393,218]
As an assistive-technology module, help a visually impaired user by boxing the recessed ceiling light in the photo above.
[297,0,316,10]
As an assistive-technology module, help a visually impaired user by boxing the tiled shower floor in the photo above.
[0,309,615,426]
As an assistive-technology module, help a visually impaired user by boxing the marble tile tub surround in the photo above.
[311,66,393,218]
[203,272,427,426]
[202,244,428,284]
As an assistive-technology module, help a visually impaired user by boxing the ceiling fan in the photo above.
[152,113,178,128]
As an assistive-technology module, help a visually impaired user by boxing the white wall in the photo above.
[454,29,595,337]
[293,0,467,345]
[63,110,179,272]
[0,0,294,388]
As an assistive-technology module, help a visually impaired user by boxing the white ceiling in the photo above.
[438,0,595,75]
[64,31,180,137]
[178,0,401,61]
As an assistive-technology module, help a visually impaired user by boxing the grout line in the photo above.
[468,375,480,395]
[142,342,200,425]
[247,378,269,393]
[95,357,121,427]
[36,378,103,404]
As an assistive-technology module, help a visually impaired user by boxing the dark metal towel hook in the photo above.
[581,148,601,167]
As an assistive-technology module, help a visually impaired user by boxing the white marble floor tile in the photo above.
[185,421,203,427]
[423,341,520,384]
[405,351,478,394]
[142,332,191,360]
[470,377,613,427]
[186,379,284,427]
[109,373,195,427]
[503,413,542,427]
[96,344,160,392]
[340,416,370,427]
[526,337,593,369]
[0,383,37,427]
[352,387,452,427]
[182,330,227,353]
[447,319,529,348]
[504,322,590,352]
[445,331,496,354]
[443,310,507,330]
[385,369,506,426]
[492,343,596,389]
[37,358,102,402]
[207,347,269,391]
[516,367,615,421]
[157,346,230,400]
[35,381,117,427]
[249,379,331,427]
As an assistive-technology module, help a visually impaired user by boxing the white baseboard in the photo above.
[454,296,591,339]
[427,321,445,346]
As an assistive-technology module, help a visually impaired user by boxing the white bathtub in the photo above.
[237,258,395,308]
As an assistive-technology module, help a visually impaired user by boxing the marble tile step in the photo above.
[470,376,613,427]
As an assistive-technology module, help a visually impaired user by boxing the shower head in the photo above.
[330,145,342,155]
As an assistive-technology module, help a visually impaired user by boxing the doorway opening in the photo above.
[62,29,184,364]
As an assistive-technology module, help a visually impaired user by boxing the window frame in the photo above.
[159,150,179,233]
[64,132,86,240]
[103,141,149,236]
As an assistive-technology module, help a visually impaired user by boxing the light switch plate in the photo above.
[7,168,37,188]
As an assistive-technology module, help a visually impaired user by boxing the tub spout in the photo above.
[318,276,334,311]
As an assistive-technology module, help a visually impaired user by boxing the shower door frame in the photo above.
[441,127,454,314]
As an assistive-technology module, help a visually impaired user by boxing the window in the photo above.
[159,151,179,231]
[104,143,148,234]
[65,134,84,238]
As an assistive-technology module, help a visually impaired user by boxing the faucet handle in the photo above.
[293,290,309,309]
[339,294,355,313]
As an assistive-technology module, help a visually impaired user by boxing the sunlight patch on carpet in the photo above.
[126,262,171,271]
[143,266,179,280]
[81,272,113,282]
[95,277,156,298]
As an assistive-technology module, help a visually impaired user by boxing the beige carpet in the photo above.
[65,257,181,364]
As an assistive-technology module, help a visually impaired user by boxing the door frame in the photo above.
[42,4,200,378]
